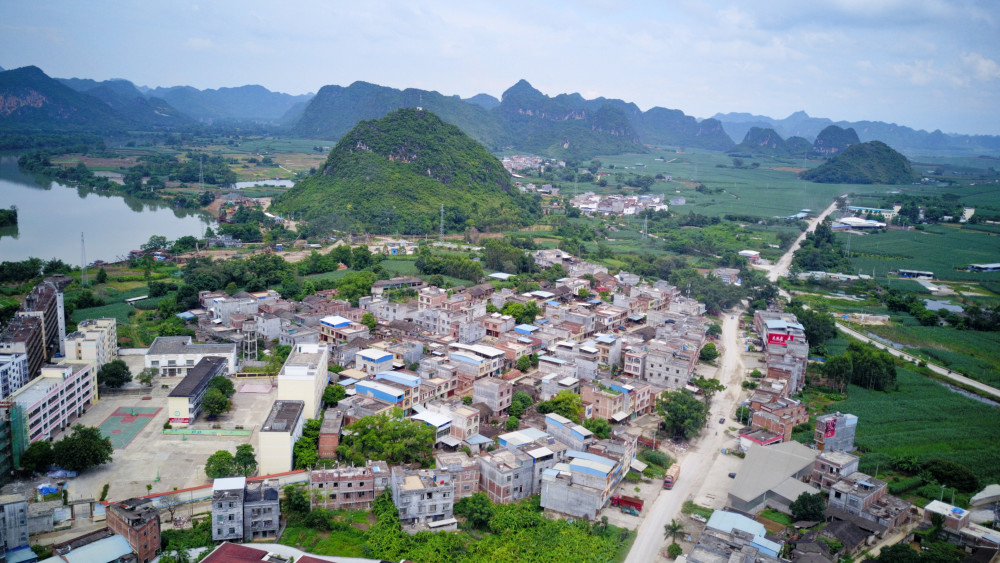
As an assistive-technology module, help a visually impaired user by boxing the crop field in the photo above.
[837,225,1000,281]
[378,258,419,276]
[828,367,1000,484]
[71,302,132,324]
[593,150,869,218]
[860,323,1000,385]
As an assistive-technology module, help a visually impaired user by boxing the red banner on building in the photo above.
[824,419,836,438]
[767,333,794,346]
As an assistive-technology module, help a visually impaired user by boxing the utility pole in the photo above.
[80,232,88,286]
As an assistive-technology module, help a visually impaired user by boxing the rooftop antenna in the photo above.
[80,232,88,286]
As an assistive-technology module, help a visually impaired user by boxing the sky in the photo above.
[2,1,999,135]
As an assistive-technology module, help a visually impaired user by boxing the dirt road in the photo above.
[626,313,749,562]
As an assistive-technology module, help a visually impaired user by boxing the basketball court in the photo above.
[98,406,161,449]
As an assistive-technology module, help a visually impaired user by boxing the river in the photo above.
[0,156,215,264]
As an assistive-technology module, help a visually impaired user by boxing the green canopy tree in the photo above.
[790,491,827,521]
[337,408,434,467]
[454,492,494,530]
[509,391,534,418]
[201,388,230,417]
[207,376,235,398]
[205,450,234,479]
[536,390,584,422]
[234,444,257,477]
[97,359,132,388]
[656,390,708,439]
[323,384,346,407]
[52,425,113,473]
[20,440,54,474]
[699,342,719,362]
[582,417,612,439]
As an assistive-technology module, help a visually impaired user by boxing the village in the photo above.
[0,241,994,563]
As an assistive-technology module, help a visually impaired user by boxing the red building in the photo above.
[105,497,160,563]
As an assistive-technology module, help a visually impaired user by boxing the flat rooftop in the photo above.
[261,400,304,432]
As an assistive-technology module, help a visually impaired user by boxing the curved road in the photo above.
[835,322,1000,400]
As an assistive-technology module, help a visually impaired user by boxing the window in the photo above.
[151,361,159,367]
[228,527,235,534]
[186,359,194,365]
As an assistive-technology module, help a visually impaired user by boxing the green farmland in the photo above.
[837,225,1000,281]
[828,367,1000,485]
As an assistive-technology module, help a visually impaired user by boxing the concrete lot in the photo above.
[66,373,276,504]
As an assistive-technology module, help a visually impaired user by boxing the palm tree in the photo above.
[664,519,685,542]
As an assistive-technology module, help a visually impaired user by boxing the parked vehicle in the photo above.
[610,495,644,512]
[664,463,681,489]
[728,472,737,478]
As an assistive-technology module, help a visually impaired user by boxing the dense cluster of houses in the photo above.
[568,192,668,216]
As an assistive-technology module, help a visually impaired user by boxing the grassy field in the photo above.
[71,302,133,324]
[826,367,1000,485]
[858,322,1000,386]
[838,225,1000,281]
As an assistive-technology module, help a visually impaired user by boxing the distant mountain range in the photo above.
[1,64,998,156]
[712,110,1000,154]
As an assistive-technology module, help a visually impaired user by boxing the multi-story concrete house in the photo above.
[317,409,343,459]
[166,356,229,426]
[207,295,259,326]
[472,377,512,414]
[257,400,305,475]
[277,342,330,419]
[427,401,480,441]
[144,336,237,377]
[543,413,594,451]
[355,348,393,376]
[318,315,370,345]
[309,461,390,510]
[754,311,810,395]
[0,494,29,554]
[482,313,515,338]
[211,477,281,543]
[7,363,94,444]
[814,412,858,452]
[63,317,117,369]
[810,450,860,492]
[434,452,480,499]
[478,448,534,504]
[0,316,45,380]
[0,353,28,400]
[18,281,65,360]
[390,467,456,525]
[539,373,580,401]
[749,397,808,442]
[106,497,161,563]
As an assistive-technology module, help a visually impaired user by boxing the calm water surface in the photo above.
[0,156,214,263]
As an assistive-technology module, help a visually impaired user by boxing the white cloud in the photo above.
[183,37,214,50]
[962,52,1000,81]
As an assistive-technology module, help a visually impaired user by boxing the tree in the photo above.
[201,388,230,418]
[20,440,54,474]
[462,396,473,406]
[667,543,684,559]
[823,354,852,393]
[536,390,584,422]
[663,519,684,542]
[454,492,494,530]
[97,359,132,388]
[96,267,108,284]
[509,391,533,418]
[136,367,157,387]
[517,355,531,372]
[582,417,612,439]
[205,450,235,479]
[337,408,435,467]
[234,444,258,477]
[283,484,310,515]
[790,491,827,522]
[361,313,377,334]
[323,384,346,407]
[699,342,719,362]
[208,376,235,398]
[690,376,725,405]
[706,323,722,337]
[52,425,113,473]
[505,417,520,431]
[657,390,708,439]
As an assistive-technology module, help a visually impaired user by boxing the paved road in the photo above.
[626,313,748,562]
[767,199,842,282]
[835,322,1000,400]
